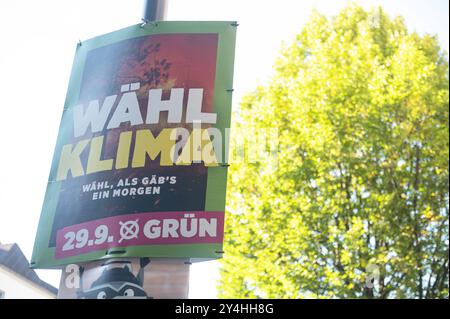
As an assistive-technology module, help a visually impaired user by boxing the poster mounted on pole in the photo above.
[31,21,237,268]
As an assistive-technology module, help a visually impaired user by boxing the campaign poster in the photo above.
[31,22,236,268]
[57,258,190,299]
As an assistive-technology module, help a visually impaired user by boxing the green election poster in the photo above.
[31,21,236,268]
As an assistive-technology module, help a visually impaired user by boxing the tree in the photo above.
[218,4,449,299]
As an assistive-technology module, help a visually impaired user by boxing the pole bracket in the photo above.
[141,18,158,28]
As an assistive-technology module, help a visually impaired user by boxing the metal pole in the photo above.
[143,0,168,22]
[140,0,192,300]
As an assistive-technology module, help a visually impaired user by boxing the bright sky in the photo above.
[0,0,448,298]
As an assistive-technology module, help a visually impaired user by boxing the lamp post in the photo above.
[143,0,168,22]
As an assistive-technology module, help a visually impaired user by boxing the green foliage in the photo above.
[218,4,449,299]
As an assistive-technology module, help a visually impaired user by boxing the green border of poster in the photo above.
[31,21,236,269]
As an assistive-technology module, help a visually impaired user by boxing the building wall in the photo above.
[0,266,56,299]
